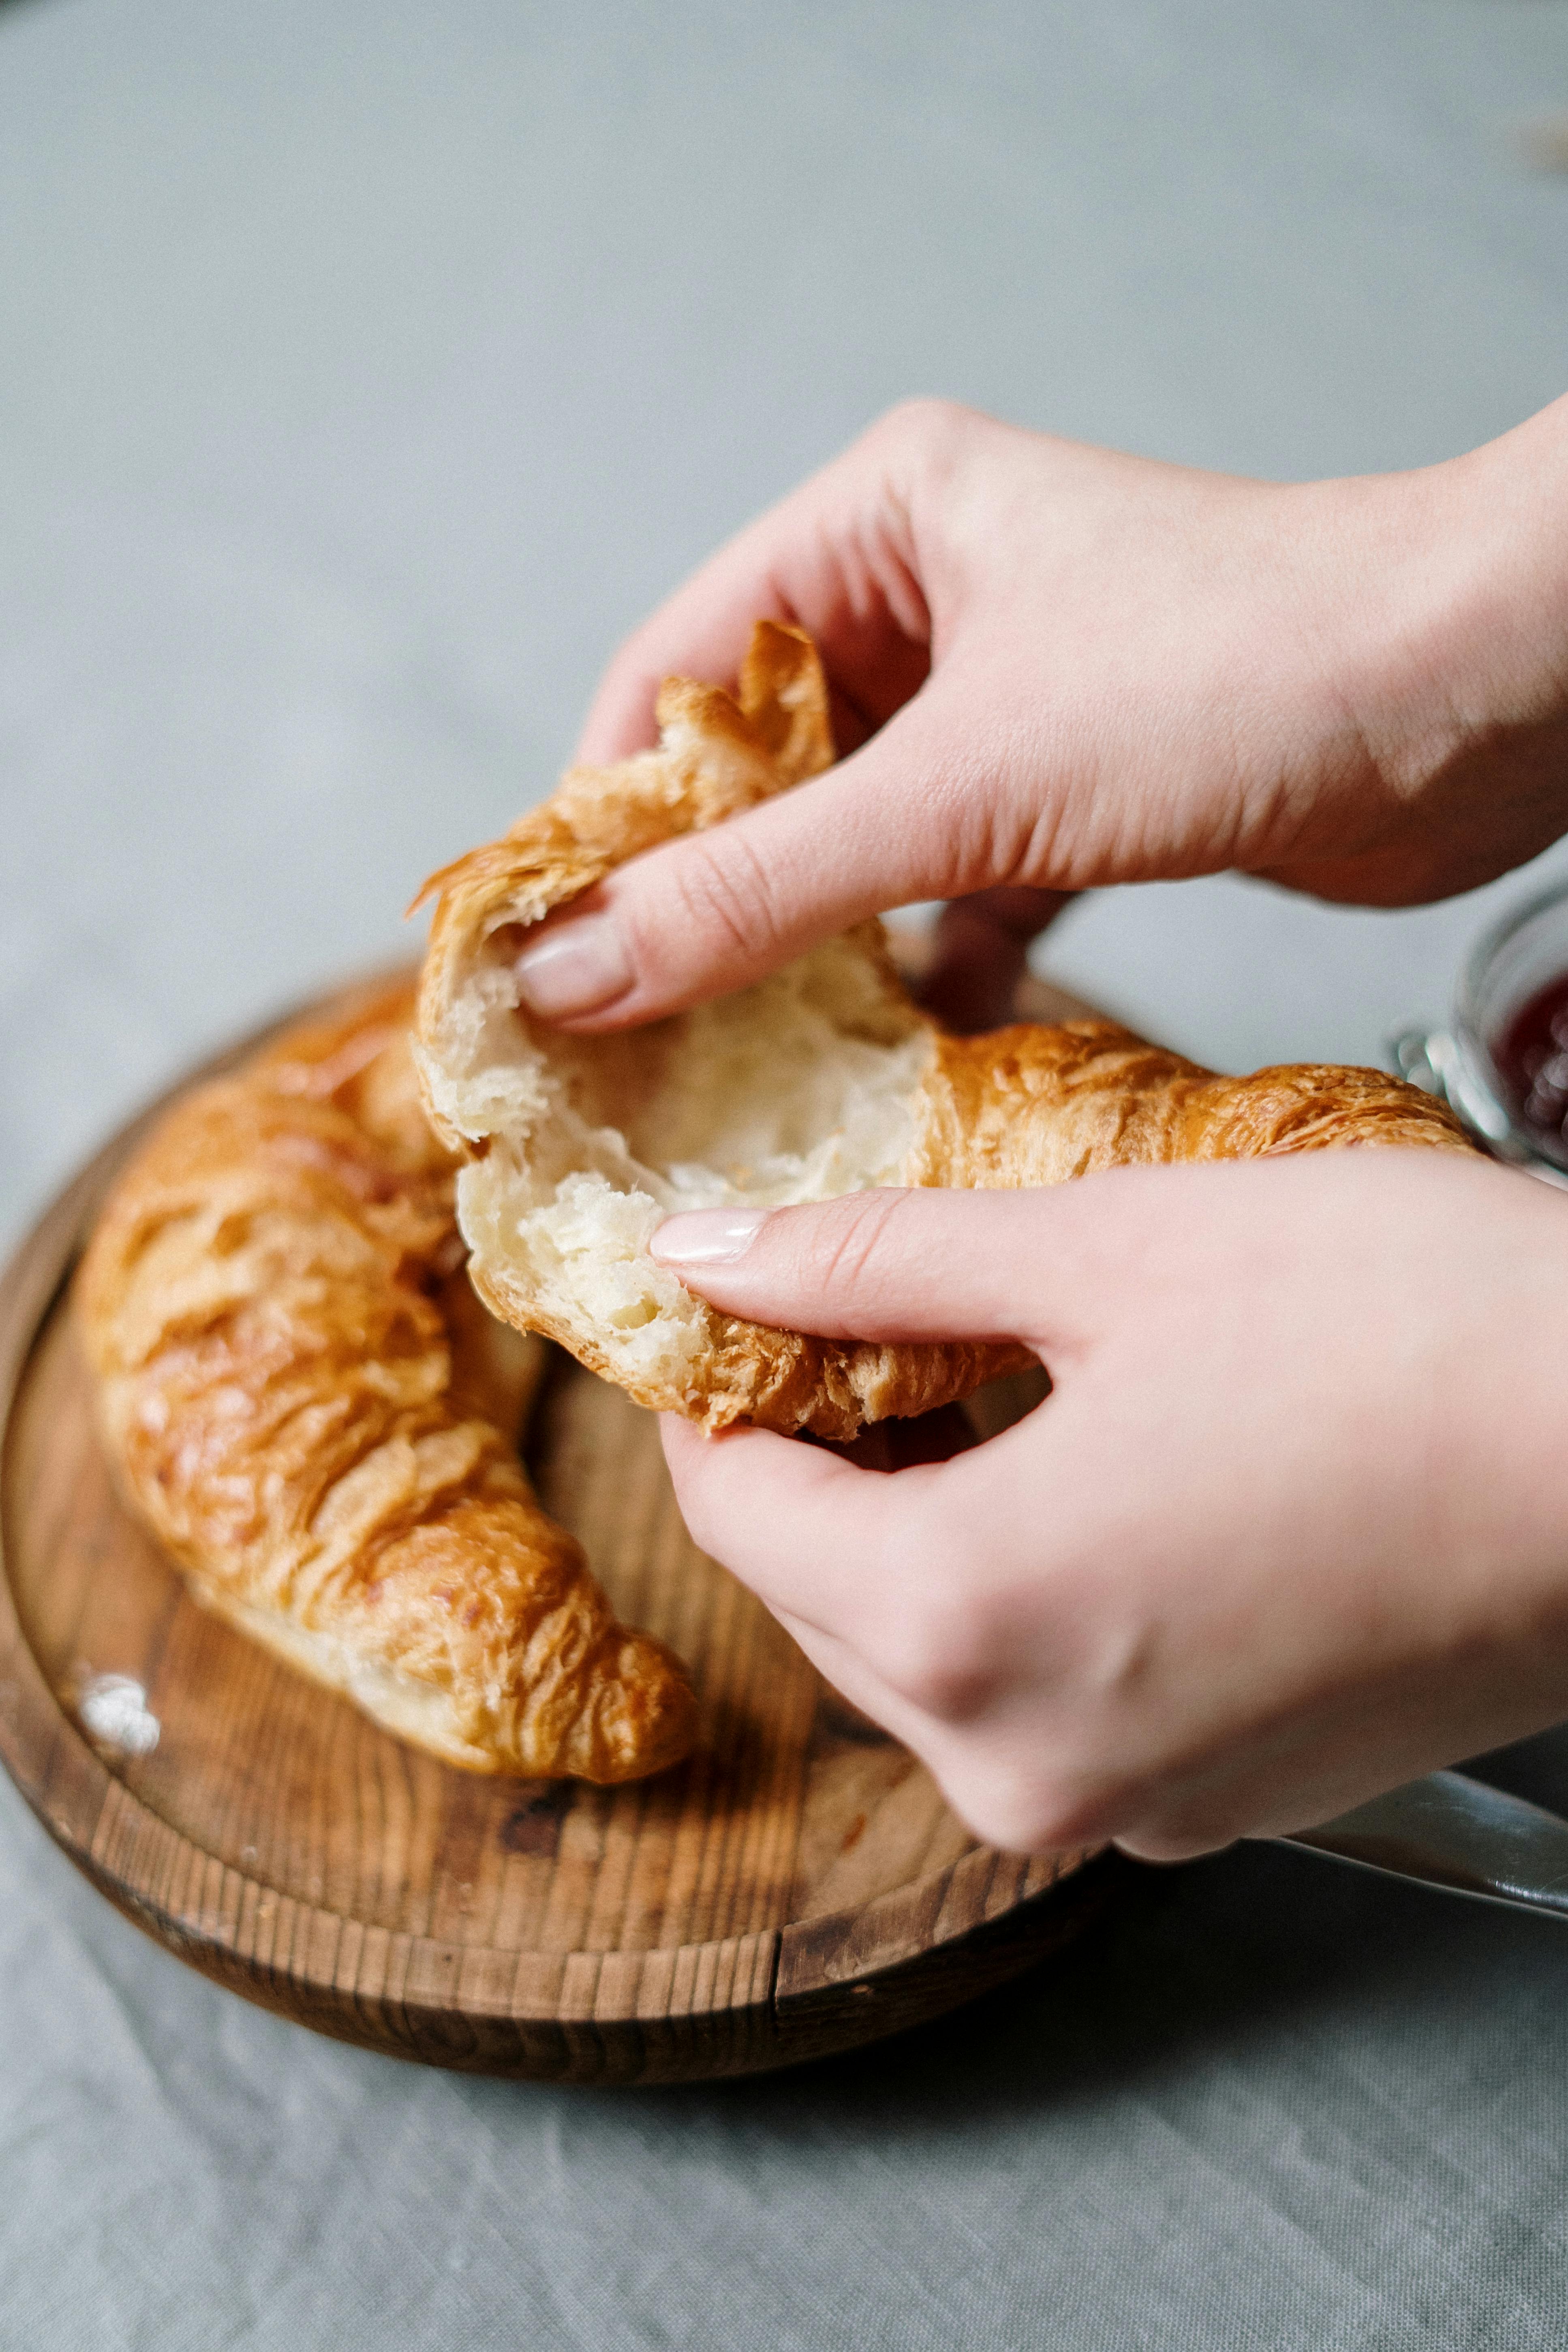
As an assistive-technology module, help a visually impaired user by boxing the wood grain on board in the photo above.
[0,960,1121,2083]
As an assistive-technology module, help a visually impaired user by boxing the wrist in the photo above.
[1343,399,1568,892]
[1414,395,1568,727]
[1257,398,1568,903]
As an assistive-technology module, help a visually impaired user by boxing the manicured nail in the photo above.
[513,913,633,1019]
[650,1209,770,1266]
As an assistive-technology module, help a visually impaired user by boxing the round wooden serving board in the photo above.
[0,965,1120,2084]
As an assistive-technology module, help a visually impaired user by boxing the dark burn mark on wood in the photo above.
[500,1781,574,1856]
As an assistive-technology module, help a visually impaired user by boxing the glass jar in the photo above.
[1394,877,1568,1192]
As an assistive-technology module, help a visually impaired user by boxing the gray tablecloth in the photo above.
[4,3,1568,2343]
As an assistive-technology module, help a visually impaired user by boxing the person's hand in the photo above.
[511,393,1568,1034]
[648,1150,1568,1859]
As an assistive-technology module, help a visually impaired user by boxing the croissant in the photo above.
[415,623,1474,1444]
[77,977,697,1782]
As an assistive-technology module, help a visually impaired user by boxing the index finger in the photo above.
[575,413,937,764]
[661,1416,973,1762]
[661,1413,920,1647]
[661,1405,1058,1734]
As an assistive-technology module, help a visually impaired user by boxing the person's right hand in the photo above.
[511,393,1568,1035]
[649,1148,1568,1861]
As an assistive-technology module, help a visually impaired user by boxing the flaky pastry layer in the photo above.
[77,978,696,1781]
[415,625,1473,1443]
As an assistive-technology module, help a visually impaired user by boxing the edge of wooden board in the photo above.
[0,956,1123,2083]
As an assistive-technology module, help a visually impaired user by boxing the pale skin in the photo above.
[515,394,1568,1859]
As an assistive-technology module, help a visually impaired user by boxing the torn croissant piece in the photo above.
[415,621,1475,1445]
[77,977,697,1782]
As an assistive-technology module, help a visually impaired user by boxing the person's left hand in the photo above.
[650,1150,1568,1858]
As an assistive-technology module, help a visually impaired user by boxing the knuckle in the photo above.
[868,397,984,514]
[873,1582,999,1723]
[589,634,670,739]
[622,826,791,987]
[872,394,975,460]
[664,1429,765,1572]
[1114,1819,1230,1864]
[943,1762,1113,1857]
[667,1459,717,1549]
[812,1188,912,1303]
[661,1447,723,1555]
[675,827,791,964]
[600,636,659,705]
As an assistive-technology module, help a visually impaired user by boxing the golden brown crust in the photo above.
[912,1020,1470,1188]
[77,980,696,1782]
[416,623,1473,1447]
[465,1224,1029,1451]
[411,620,834,1006]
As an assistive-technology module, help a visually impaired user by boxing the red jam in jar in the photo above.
[1493,974,1568,1156]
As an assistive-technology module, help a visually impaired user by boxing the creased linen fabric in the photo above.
[6,1761,1568,2352]
[6,0,1568,2343]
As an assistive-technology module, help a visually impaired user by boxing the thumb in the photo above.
[510,668,1026,1031]
[649,1184,1093,1349]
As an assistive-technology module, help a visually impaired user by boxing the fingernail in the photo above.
[651,1208,770,1266]
[513,913,633,1019]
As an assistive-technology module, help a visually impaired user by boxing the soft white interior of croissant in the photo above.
[427,927,932,1386]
